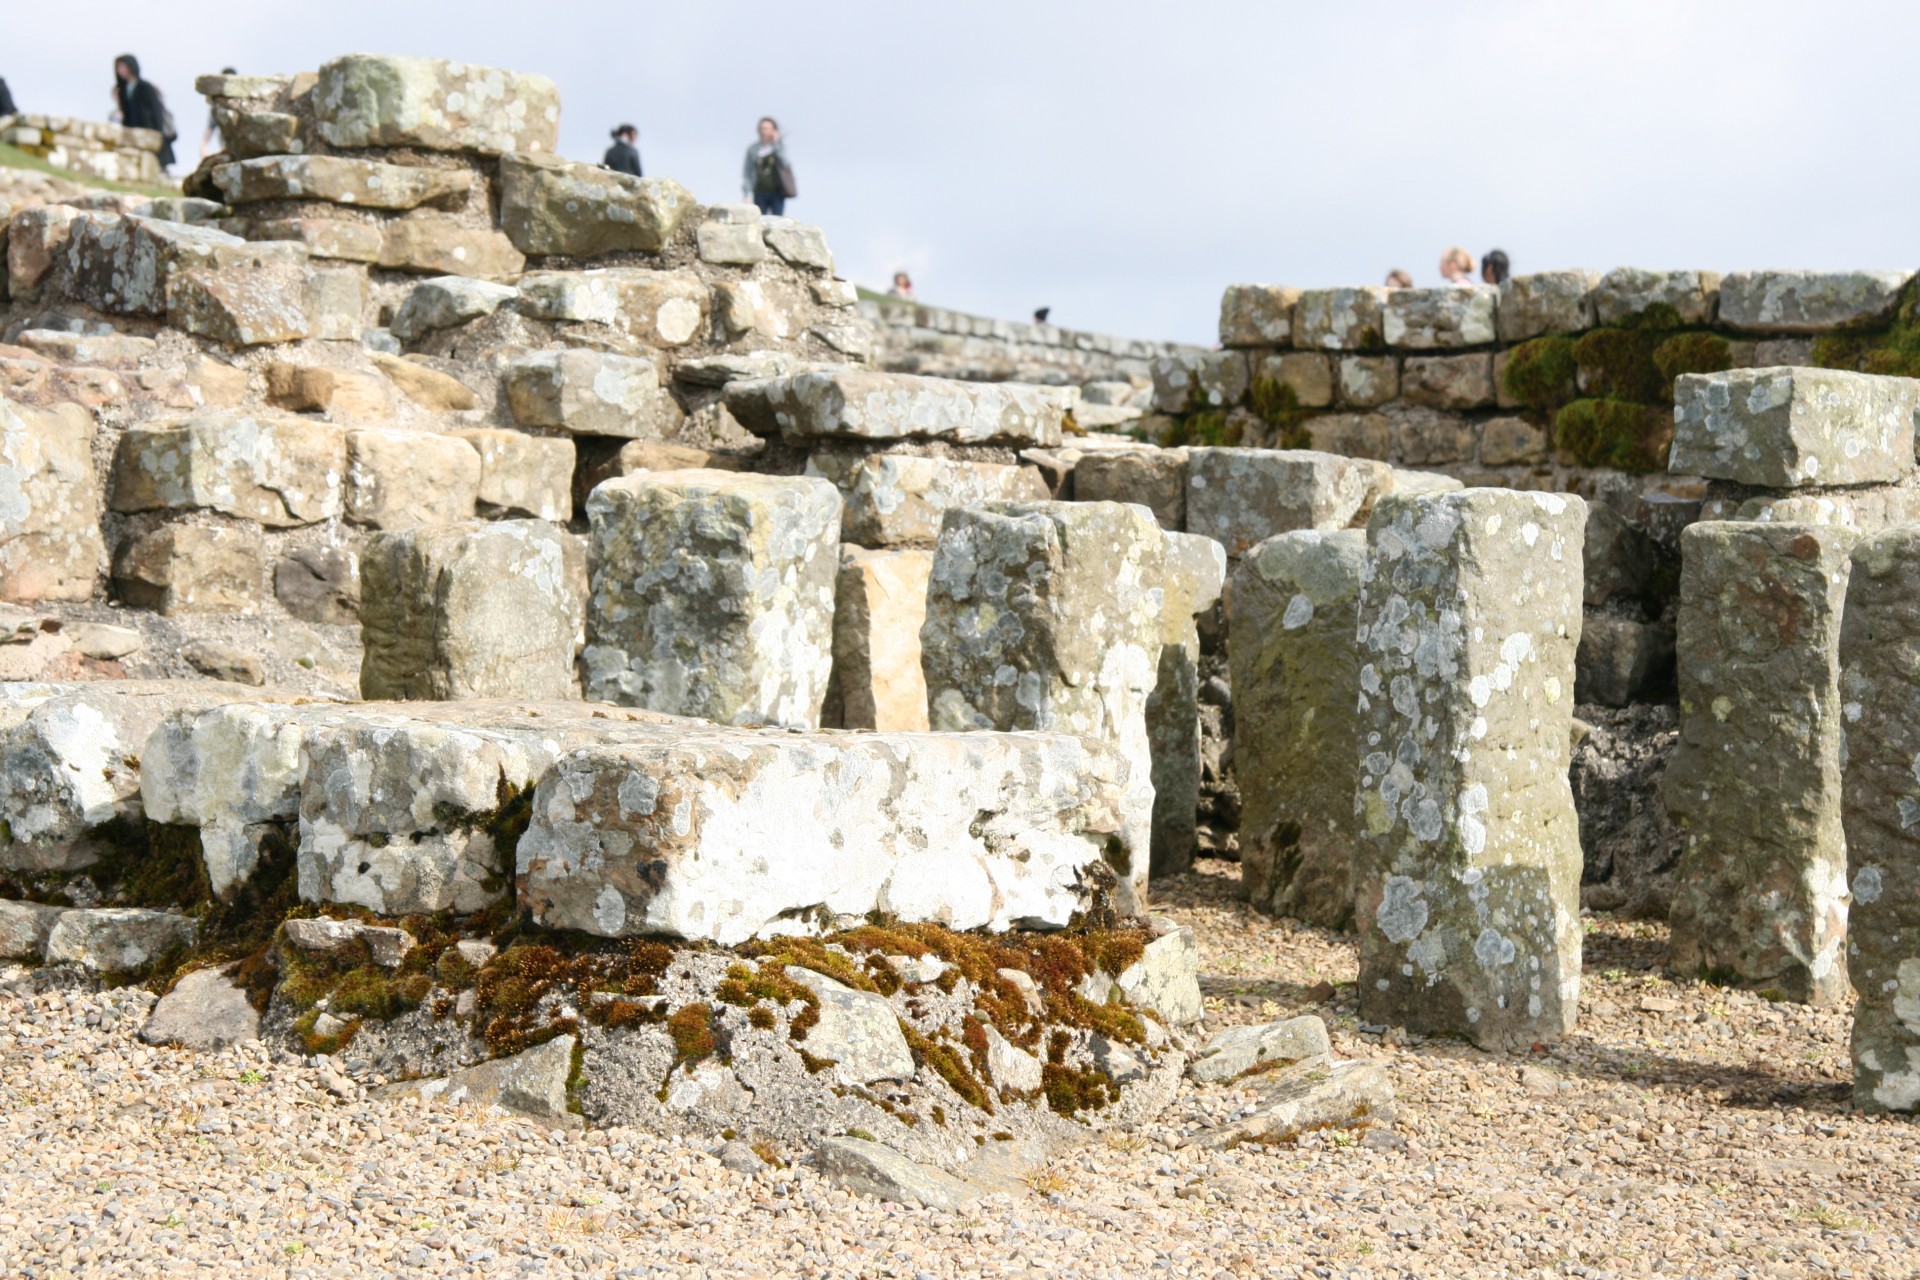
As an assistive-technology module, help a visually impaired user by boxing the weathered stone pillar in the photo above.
[1354,489,1585,1050]
[1148,531,1226,878]
[827,546,932,732]
[1666,522,1856,1003]
[1231,528,1367,927]
[920,500,1165,913]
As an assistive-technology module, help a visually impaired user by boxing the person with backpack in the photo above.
[111,54,176,172]
[741,116,794,216]
[603,124,642,177]
[0,77,17,119]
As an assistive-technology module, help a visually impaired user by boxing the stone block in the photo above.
[0,398,102,602]
[1591,268,1720,327]
[1719,270,1913,335]
[1496,270,1599,342]
[265,363,392,419]
[1733,487,1920,531]
[1185,447,1391,557]
[62,213,252,315]
[112,412,346,527]
[828,546,933,732]
[360,519,580,701]
[1382,287,1498,349]
[804,451,1049,547]
[7,206,81,300]
[313,54,561,155]
[1149,351,1248,415]
[1671,367,1918,488]
[1306,412,1392,460]
[1232,528,1367,927]
[1219,284,1301,347]
[920,500,1164,913]
[1256,352,1332,409]
[44,909,196,974]
[1069,448,1188,531]
[1391,406,1479,467]
[1293,287,1387,351]
[1189,1015,1330,1083]
[1667,521,1856,1003]
[498,153,695,257]
[1149,531,1227,878]
[1355,489,1586,1050]
[695,204,766,265]
[345,429,481,529]
[390,275,518,342]
[729,371,1065,448]
[211,155,474,210]
[455,428,573,521]
[762,217,833,272]
[368,353,480,411]
[1575,616,1675,707]
[229,216,384,263]
[166,262,311,346]
[516,268,709,346]
[275,547,359,625]
[1478,415,1547,466]
[378,213,525,278]
[503,349,681,439]
[0,900,64,960]
[582,470,841,727]
[1400,353,1494,409]
[112,524,264,615]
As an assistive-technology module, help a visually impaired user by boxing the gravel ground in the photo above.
[4,858,1915,1279]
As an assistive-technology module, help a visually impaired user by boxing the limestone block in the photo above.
[1293,287,1388,351]
[498,153,695,257]
[1070,448,1188,531]
[1149,351,1248,415]
[730,371,1065,448]
[313,55,561,155]
[762,217,833,272]
[345,429,481,529]
[111,412,346,527]
[1354,489,1586,1050]
[360,519,580,701]
[804,451,1050,547]
[211,155,474,210]
[829,546,933,732]
[44,909,196,974]
[520,725,1133,942]
[503,350,681,439]
[1671,367,1918,488]
[1185,447,1392,557]
[1220,284,1301,348]
[112,524,264,615]
[1592,268,1720,327]
[390,276,517,342]
[1400,353,1494,410]
[1719,270,1913,335]
[166,262,311,346]
[1667,521,1856,1003]
[1496,270,1599,342]
[1382,287,1498,349]
[0,398,102,602]
[517,268,709,346]
[455,428,573,521]
[1149,531,1227,878]
[695,204,766,265]
[1232,529,1367,927]
[920,500,1164,913]
[1336,356,1399,409]
[582,470,841,727]
[378,213,525,278]
[62,213,252,315]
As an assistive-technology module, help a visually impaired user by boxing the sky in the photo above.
[6,1,1916,344]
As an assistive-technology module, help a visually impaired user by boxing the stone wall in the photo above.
[860,294,1204,388]
[0,114,168,186]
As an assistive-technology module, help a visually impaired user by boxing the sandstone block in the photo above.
[1496,270,1599,342]
[1070,448,1188,531]
[1294,288,1387,351]
[313,55,561,155]
[390,275,518,341]
[1478,415,1547,466]
[0,398,102,602]
[1392,406,1478,467]
[455,428,573,521]
[1219,284,1301,347]
[265,363,392,419]
[63,213,251,315]
[345,429,481,529]
[112,413,346,526]
[1671,367,1918,488]
[828,546,933,732]
[1400,353,1494,409]
[805,451,1050,547]
[733,371,1064,448]
[1592,268,1720,326]
[695,204,766,265]
[1254,351,1333,410]
[378,213,524,278]
[229,216,383,263]
[504,349,680,439]
[166,262,311,346]
[1149,351,1248,415]
[1149,531,1227,878]
[7,206,81,300]
[1382,287,1498,349]
[211,155,473,210]
[499,153,695,257]
[516,268,709,347]
[1185,447,1391,557]
[762,217,833,272]
[1719,270,1913,335]
[112,524,264,615]
[1337,356,1401,411]
[368,353,480,411]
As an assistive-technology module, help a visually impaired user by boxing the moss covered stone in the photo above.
[1498,335,1577,413]
[1571,328,1666,403]
[1554,398,1671,473]
[1651,332,1731,386]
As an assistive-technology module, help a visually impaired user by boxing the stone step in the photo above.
[726,370,1068,448]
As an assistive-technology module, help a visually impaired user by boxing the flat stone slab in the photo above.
[110,412,346,527]
[45,907,197,974]
[140,965,260,1050]
[1671,367,1918,488]
[1382,286,1497,349]
[1719,270,1913,335]
[1189,1015,1331,1084]
[728,371,1065,448]
[1186,448,1391,557]
[804,451,1048,547]
[211,155,474,210]
[1193,1060,1392,1149]
[312,54,561,155]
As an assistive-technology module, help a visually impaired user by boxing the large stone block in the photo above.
[803,451,1049,547]
[1382,287,1497,349]
[360,520,580,701]
[828,546,933,733]
[762,217,833,272]
[1149,352,1248,415]
[166,262,311,346]
[377,213,525,278]
[503,349,681,439]
[1219,284,1301,348]
[920,500,1165,913]
[1400,354,1494,410]
[455,428,573,521]
[0,398,101,602]
[389,276,518,341]
[62,213,251,315]
[1256,352,1334,409]
[345,429,481,529]
[1591,268,1720,326]
[111,412,346,527]
[112,524,264,615]
[731,371,1064,448]
[313,55,561,155]
[1232,529,1367,927]
[1070,448,1188,531]
[498,153,695,257]
[582,470,841,728]
[1337,356,1399,409]
[211,155,474,210]
[1148,531,1227,878]
[695,204,766,266]
[1293,288,1387,351]
[516,268,708,346]
[1719,270,1913,335]
[1667,522,1855,1003]
[1496,270,1599,342]
[1671,367,1918,488]
[1354,489,1586,1051]
[1185,447,1391,557]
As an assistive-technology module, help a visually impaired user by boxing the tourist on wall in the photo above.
[889,271,915,299]
[0,77,16,118]
[1439,246,1476,286]
[1384,268,1414,289]
[1481,249,1510,285]
[604,124,642,177]
[743,116,794,216]
[111,54,175,171]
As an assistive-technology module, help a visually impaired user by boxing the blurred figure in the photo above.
[0,76,17,118]
[603,124,642,177]
[742,116,793,216]
[201,66,236,159]
[888,271,915,300]
[1481,249,1510,285]
[1384,268,1413,289]
[111,54,175,171]
[1439,246,1476,287]
[1033,307,1051,324]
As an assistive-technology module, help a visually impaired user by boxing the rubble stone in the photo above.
[345,429,481,529]
[63,214,252,316]
[1256,352,1333,409]
[1576,616,1675,708]
[1188,1015,1331,1083]
[516,268,708,346]
[504,349,682,439]
[1400,354,1494,409]
[803,451,1048,547]
[784,967,915,1084]
[313,54,562,155]
[1382,287,1498,349]
[455,428,573,521]
[0,900,64,960]
[111,412,346,527]
[139,966,260,1050]
[112,524,264,615]
[1219,284,1300,347]
[498,153,695,257]
[1337,356,1399,408]
[1185,447,1390,557]
[274,547,359,624]
[829,546,933,732]
[1070,448,1188,531]
[44,908,196,974]
[368,353,479,411]
[1496,270,1599,341]
[1671,367,1918,488]
[0,398,102,601]
[1719,269,1913,334]
[814,1137,980,1211]
[390,276,518,341]
[733,371,1065,448]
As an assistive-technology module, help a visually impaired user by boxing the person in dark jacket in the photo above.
[603,124,642,177]
[742,116,791,216]
[112,54,175,171]
[0,77,17,119]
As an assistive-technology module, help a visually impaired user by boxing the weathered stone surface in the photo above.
[1256,351,1333,409]
[63,214,251,315]
[1148,531,1226,878]
[266,363,392,419]
[382,1035,577,1120]
[6,205,81,301]
[166,262,312,346]
[497,153,695,257]
[1337,356,1399,409]
[503,350,681,439]
[1188,1015,1330,1083]
[1576,616,1675,708]
[45,908,196,974]
[1219,284,1301,348]
[1478,415,1548,466]
[920,500,1163,913]
[784,967,915,1084]
[1070,448,1188,531]
[184,641,265,687]
[814,1137,981,1210]
[1232,528,1367,927]
[519,725,1133,942]
[140,965,260,1050]
[212,155,473,210]
[360,520,579,701]
[275,547,359,625]
[454,428,573,521]
[0,398,101,601]
[112,524,264,615]
[1294,288,1387,351]
[1305,413,1391,460]
[803,451,1048,547]
[368,353,480,411]
[1583,506,1660,606]
[1149,352,1248,415]
[282,917,416,968]
[828,546,932,732]
[733,371,1064,448]
[1592,268,1720,327]
[1667,521,1855,1003]
[762,217,833,272]
[313,55,561,155]
[377,214,525,278]
[0,899,63,959]
[695,204,766,266]
[111,413,346,527]
[231,214,382,263]
[1733,488,1920,531]
[582,471,841,728]
[390,276,518,341]
[1382,287,1497,349]
[1671,367,1917,488]
[345,429,481,529]
[1194,1060,1392,1148]
[1115,922,1204,1025]
[1496,270,1599,342]
[516,268,708,346]
[1719,270,1912,335]
[1185,448,1391,558]
[1355,489,1586,1051]
[1400,354,1494,410]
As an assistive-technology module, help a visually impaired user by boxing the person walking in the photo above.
[742,116,793,216]
[604,124,642,177]
[0,76,17,118]
[111,54,175,172]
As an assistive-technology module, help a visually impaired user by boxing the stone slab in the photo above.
[803,451,1049,548]
[729,371,1064,448]
[1719,270,1913,335]
[1671,367,1918,488]
[313,55,561,155]
[1185,447,1391,557]
[0,397,102,602]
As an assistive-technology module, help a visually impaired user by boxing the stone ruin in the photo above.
[4,49,1920,1204]
[0,112,169,186]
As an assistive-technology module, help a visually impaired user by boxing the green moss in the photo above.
[1553,398,1671,473]
[1500,336,1578,412]
[1571,328,1666,403]
[1651,332,1731,386]
[292,1007,361,1056]
[747,1006,776,1031]
[1814,280,1920,378]
[1248,377,1316,449]
[1041,1062,1114,1116]
[1161,410,1243,448]
[900,1021,993,1112]
[1615,301,1684,332]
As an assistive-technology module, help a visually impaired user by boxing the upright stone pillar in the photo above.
[1148,531,1226,878]
[827,546,933,732]
[1840,528,1920,1110]
[920,500,1165,913]
[1231,528,1367,927]
[1666,522,1855,1003]
[1354,488,1586,1050]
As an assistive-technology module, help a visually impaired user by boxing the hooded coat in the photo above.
[114,54,174,168]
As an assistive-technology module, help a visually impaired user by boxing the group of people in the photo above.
[601,116,796,216]
[1384,247,1510,290]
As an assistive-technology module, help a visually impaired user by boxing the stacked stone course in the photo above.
[0,113,168,185]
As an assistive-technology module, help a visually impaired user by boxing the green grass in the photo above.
[0,140,180,199]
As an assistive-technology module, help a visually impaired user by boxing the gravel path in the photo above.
[4,859,1915,1278]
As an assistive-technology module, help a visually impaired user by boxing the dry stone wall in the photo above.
[0,114,168,185]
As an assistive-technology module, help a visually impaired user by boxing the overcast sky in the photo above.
[7,1,1915,343]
